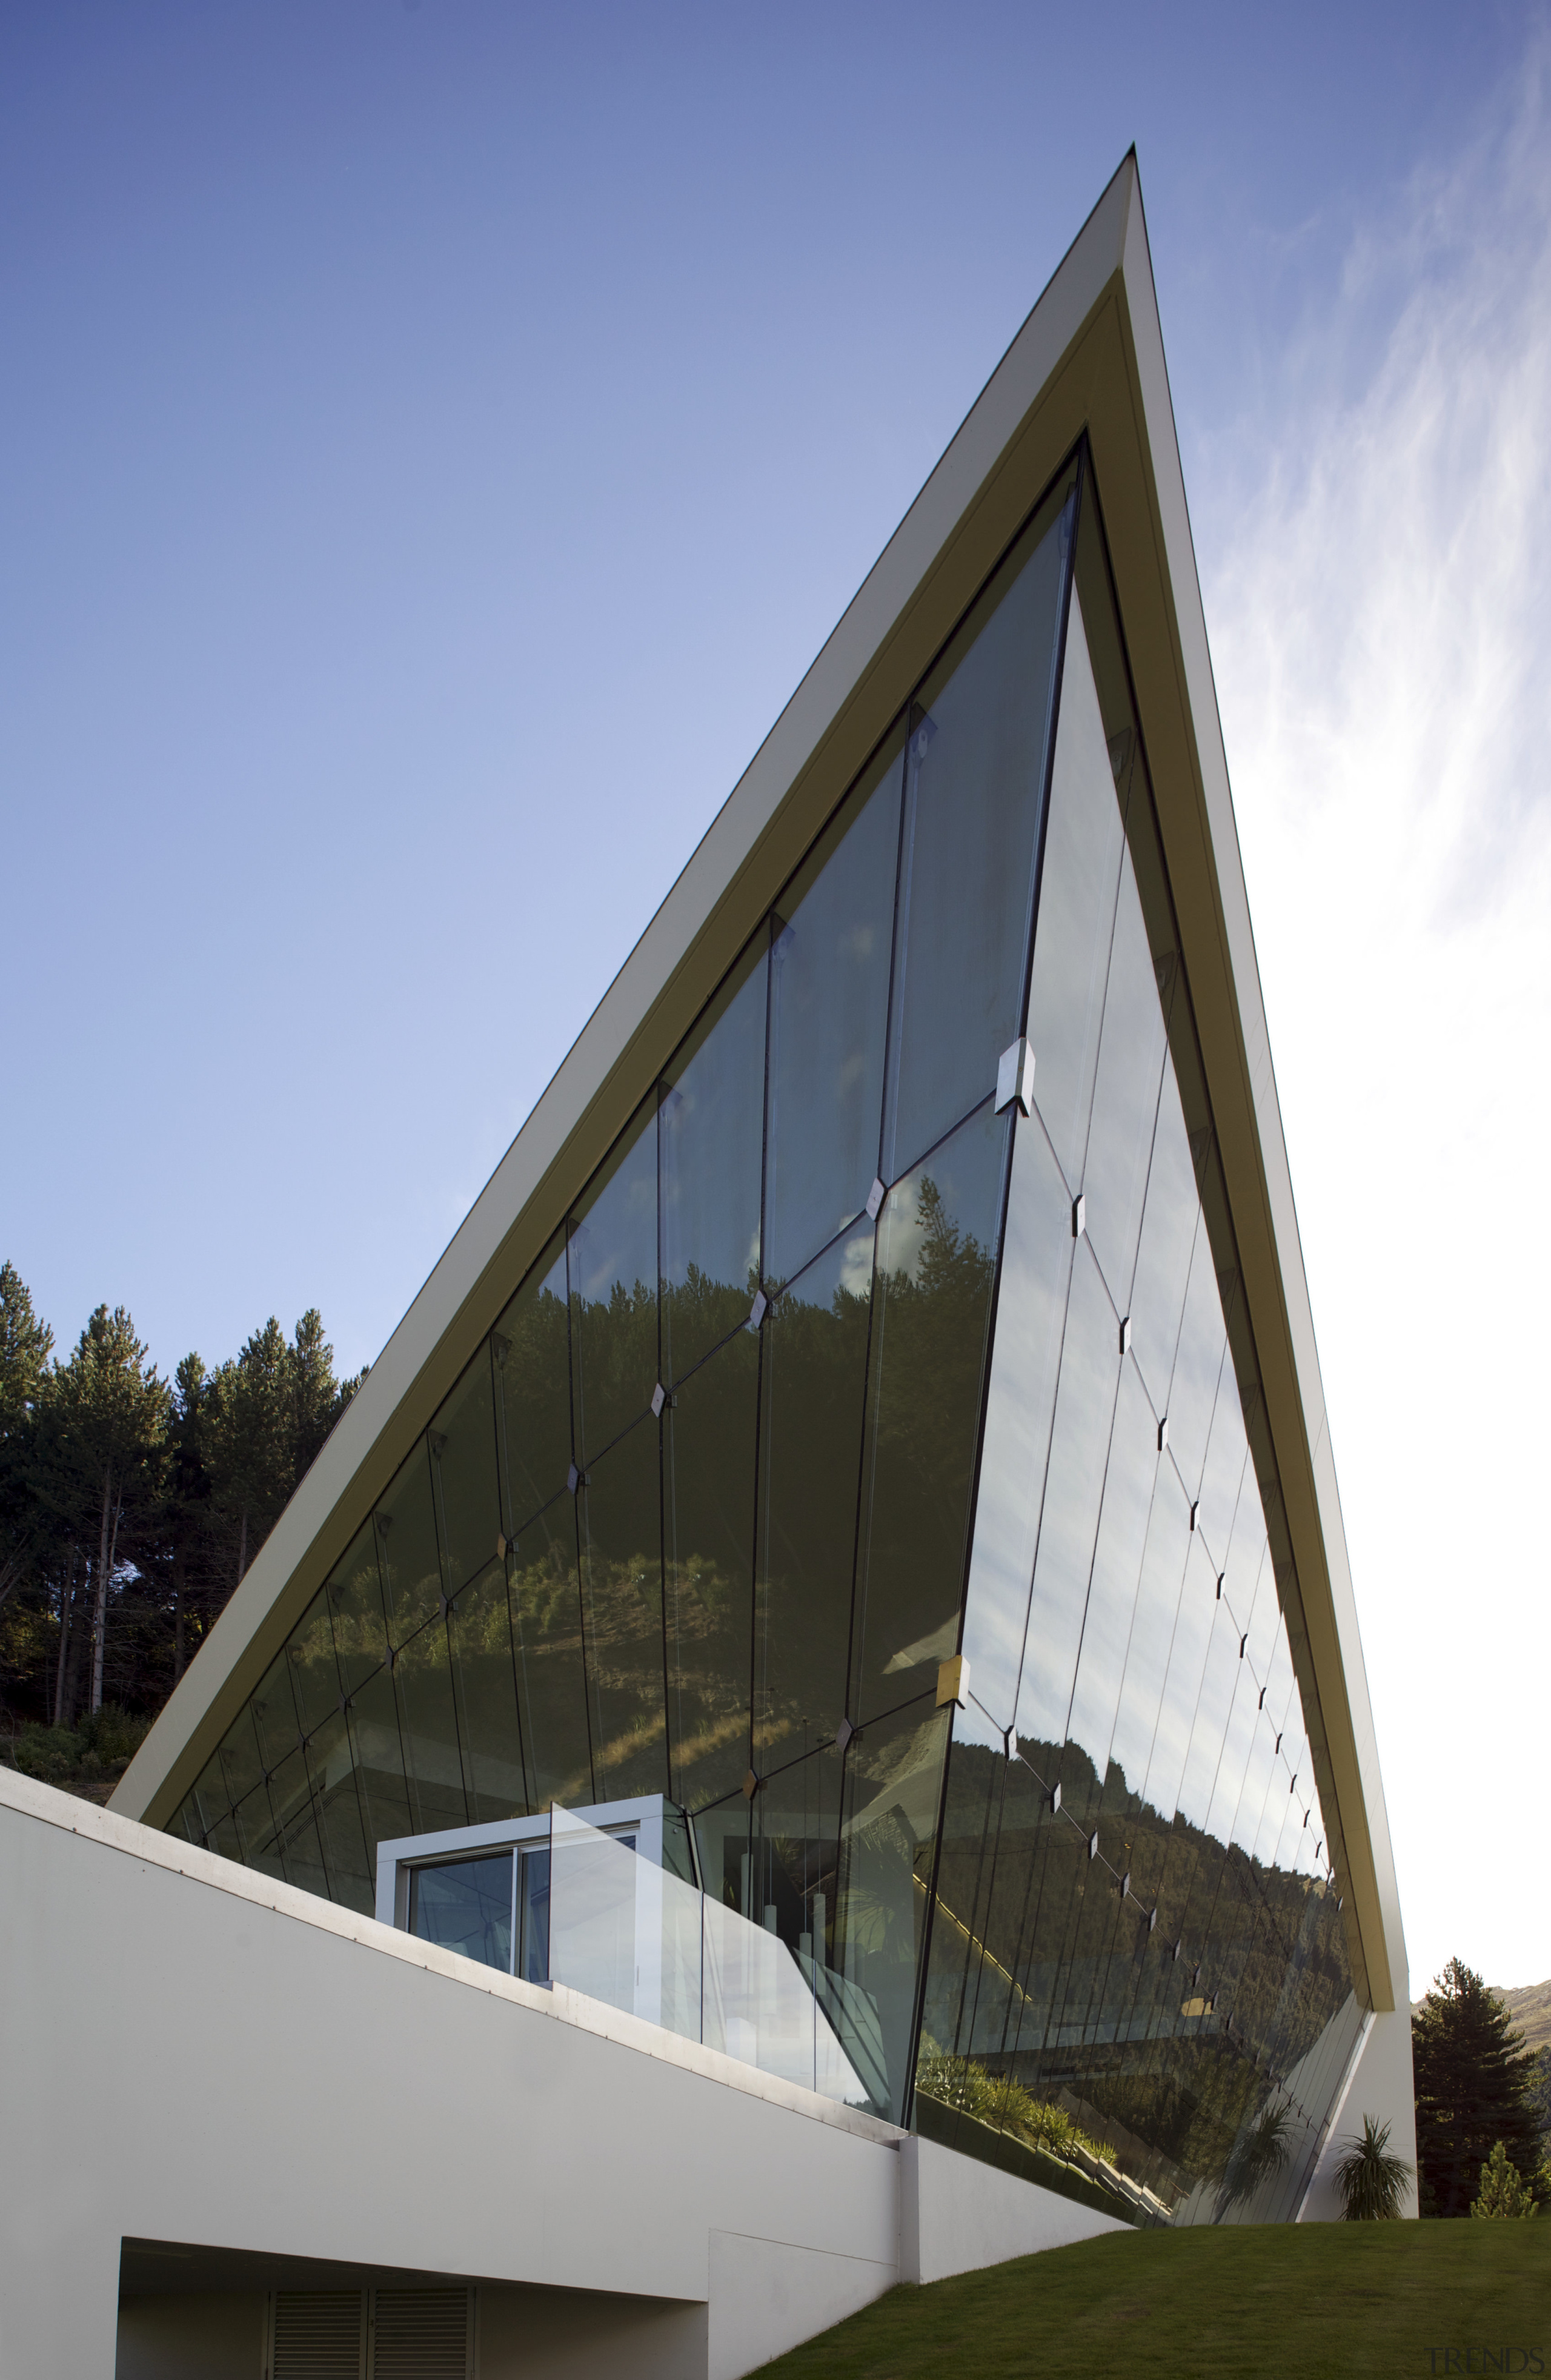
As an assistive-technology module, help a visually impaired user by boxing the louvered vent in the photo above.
[271,2292,365,2380]
[371,2289,471,2378]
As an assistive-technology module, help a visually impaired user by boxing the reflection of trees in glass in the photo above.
[754,1262,871,1755]
[496,1279,572,1527]
[1214,2099,1294,2219]
[665,1263,756,1376]
[858,1167,1000,1708]
[925,1737,1352,2212]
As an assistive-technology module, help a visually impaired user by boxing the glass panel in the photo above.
[429,1347,503,1599]
[960,1113,1074,1731]
[188,1751,231,1840]
[267,1746,331,1899]
[1014,1238,1122,1758]
[1175,1599,1244,1836]
[569,1101,659,1463]
[216,1705,265,1812]
[518,1843,551,1982]
[851,1102,1008,1724]
[1195,1358,1249,1579]
[250,1651,302,1775]
[230,1779,286,1883]
[325,1523,390,1696]
[1128,1064,1196,1417]
[1166,1230,1227,1506]
[576,1413,668,1802]
[662,1328,759,1810]
[1063,1359,1161,1792]
[754,1227,874,1762]
[1081,845,1168,1316]
[834,1694,951,2123]
[447,1559,528,1821]
[883,491,1072,1182]
[392,1615,469,1836]
[1106,1451,1194,1802]
[1026,592,1125,1192]
[660,946,767,1382]
[410,1852,514,1974]
[1241,1540,1278,1680]
[201,1802,246,1868]
[285,1588,341,1739]
[764,733,904,1285]
[345,1662,414,1861]
[494,1231,574,1532]
[302,1709,374,1913]
[547,1803,869,2104]
[1143,1534,1221,1828]
[374,1442,443,1647]
[508,1498,593,1811]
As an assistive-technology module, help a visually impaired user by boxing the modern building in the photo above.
[3,154,1415,2380]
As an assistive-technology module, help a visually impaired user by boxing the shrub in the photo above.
[1335,2115,1413,2220]
[10,1723,84,1784]
[6,1705,148,1788]
[915,2054,1104,2166]
[1471,2141,1538,2219]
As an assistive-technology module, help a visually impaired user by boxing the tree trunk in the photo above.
[61,1553,89,1729]
[53,1544,79,1729]
[90,1467,122,1715]
[236,1502,248,1588]
[173,1537,186,1681]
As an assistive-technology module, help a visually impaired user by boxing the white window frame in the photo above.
[374,1795,668,1934]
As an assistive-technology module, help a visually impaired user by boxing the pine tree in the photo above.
[43,1308,168,1720]
[1471,2141,1537,2219]
[0,1261,55,1613]
[1413,1958,1545,2216]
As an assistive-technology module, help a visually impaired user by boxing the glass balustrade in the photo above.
[548,1805,872,2109]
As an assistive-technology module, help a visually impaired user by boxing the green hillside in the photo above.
[756,2221,1548,2380]
[1492,1981,1551,2056]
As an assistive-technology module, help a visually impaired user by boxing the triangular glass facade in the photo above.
[170,449,1358,2226]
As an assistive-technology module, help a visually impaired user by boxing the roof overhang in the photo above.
[113,156,1406,2016]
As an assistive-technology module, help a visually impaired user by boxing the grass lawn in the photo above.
[756,2221,1549,2379]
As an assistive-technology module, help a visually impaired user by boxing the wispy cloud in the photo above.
[1198,38,1551,1994]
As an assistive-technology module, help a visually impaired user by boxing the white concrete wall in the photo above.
[899,2140,1128,2286]
[1298,2007,1419,2223]
[2,1774,1122,2380]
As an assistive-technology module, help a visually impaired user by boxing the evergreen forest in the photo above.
[0,1259,361,1793]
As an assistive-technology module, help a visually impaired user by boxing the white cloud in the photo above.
[1198,40,1551,1997]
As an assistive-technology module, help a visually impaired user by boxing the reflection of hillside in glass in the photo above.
[921,1729,1355,2218]
[755,1231,873,1760]
[664,1331,759,1811]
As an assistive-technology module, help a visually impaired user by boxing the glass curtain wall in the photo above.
[169,448,1360,2224]
[915,480,1358,2226]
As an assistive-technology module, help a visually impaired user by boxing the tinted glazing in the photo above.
[170,455,1358,2190]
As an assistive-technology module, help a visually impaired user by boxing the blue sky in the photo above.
[4,4,1547,1990]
